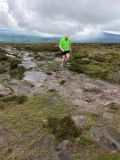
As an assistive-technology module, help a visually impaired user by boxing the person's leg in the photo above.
[66,53,70,62]
[62,55,66,66]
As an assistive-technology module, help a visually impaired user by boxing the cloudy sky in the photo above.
[0,0,120,36]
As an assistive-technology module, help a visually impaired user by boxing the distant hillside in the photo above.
[0,29,60,43]
[75,32,120,43]
[0,28,120,43]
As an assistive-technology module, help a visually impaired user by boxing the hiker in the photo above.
[59,35,71,68]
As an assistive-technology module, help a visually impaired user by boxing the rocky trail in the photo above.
[0,44,120,159]
[1,45,120,114]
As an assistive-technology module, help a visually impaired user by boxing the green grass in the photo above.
[13,43,59,52]
[0,91,120,159]
[1,95,27,105]
[59,80,66,85]
[0,49,8,61]
[9,58,22,69]
[1,43,120,159]
[0,93,72,159]
[0,49,25,79]
[75,135,93,147]
[92,153,120,160]
[10,66,26,79]
[70,51,120,83]
[47,116,81,141]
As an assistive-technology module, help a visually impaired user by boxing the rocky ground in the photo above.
[0,44,120,160]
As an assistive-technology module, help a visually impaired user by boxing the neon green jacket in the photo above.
[59,38,71,51]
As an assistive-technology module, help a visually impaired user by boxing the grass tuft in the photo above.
[47,116,81,141]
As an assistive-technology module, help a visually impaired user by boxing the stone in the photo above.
[49,97,58,106]
[56,140,70,151]
[81,58,91,64]
[85,95,97,102]
[84,83,101,93]
[0,84,12,97]
[23,71,47,87]
[72,115,87,127]
[95,80,108,87]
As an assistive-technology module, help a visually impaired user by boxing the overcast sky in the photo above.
[0,0,120,36]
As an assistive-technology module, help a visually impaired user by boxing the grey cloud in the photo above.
[1,0,120,35]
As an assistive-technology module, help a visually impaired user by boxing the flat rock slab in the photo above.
[23,71,47,86]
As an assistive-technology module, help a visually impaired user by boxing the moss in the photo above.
[47,116,81,141]
[48,89,57,92]
[0,68,7,73]
[13,43,59,52]
[0,52,8,61]
[9,58,21,69]
[109,103,119,112]
[59,80,66,85]
[0,101,5,110]
[10,66,26,79]
[2,95,27,105]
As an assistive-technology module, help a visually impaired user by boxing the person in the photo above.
[59,35,71,68]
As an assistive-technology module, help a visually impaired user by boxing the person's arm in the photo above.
[69,45,72,52]
[59,45,64,52]
[59,39,64,52]
[69,39,72,52]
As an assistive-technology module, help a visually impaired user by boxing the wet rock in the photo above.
[72,115,87,127]
[0,84,12,97]
[84,83,101,93]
